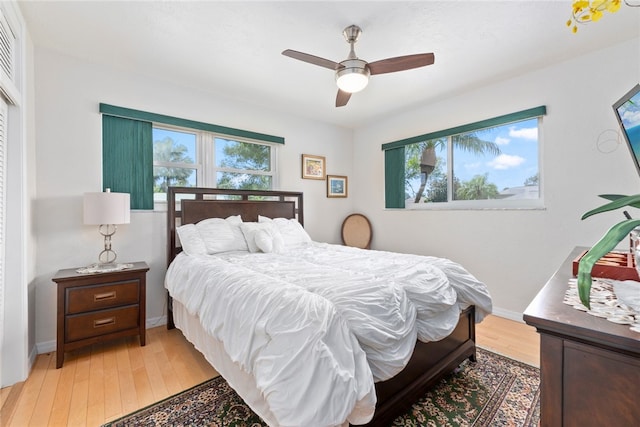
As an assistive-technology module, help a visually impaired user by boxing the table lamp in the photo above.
[83,188,130,270]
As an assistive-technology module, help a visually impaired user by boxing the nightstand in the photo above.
[52,262,149,368]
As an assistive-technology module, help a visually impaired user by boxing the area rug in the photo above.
[102,348,540,427]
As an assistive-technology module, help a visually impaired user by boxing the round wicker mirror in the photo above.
[341,213,372,249]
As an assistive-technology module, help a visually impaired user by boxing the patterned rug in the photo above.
[102,348,540,427]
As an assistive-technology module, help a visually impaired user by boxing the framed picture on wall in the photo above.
[327,175,348,198]
[302,154,326,180]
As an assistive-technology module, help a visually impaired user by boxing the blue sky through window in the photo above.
[453,118,539,191]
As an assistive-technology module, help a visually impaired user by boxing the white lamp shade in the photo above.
[83,190,131,225]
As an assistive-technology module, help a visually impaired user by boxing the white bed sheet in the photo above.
[166,252,377,427]
[165,242,492,427]
[173,300,366,427]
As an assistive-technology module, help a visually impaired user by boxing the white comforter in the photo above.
[165,242,492,427]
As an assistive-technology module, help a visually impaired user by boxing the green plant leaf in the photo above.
[577,218,640,308]
[599,194,640,209]
[581,194,640,220]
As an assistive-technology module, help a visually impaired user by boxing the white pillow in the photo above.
[240,222,266,253]
[176,223,207,256]
[195,215,248,254]
[255,228,285,253]
[258,216,311,248]
[254,228,274,253]
[240,222,285,253]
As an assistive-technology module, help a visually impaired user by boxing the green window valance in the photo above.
[99,103,285,144]
[382,106,546,151]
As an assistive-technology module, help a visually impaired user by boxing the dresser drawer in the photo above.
[65,305,139,342]
[66,280,140,314]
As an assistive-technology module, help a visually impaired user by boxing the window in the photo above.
[152,127,276,204]
[153,128,198,195]
[214,137,273,190]
[383,106,546,209]
[100,104,284,209]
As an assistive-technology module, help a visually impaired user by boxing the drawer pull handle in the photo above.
[94,291,116,302]
[93,317,115,328]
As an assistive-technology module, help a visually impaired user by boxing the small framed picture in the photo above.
[327,175,348,198]
[302,154,326,180]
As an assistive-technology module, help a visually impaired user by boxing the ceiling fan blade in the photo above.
[368,53,435,75]
[282,49,341,70]
[336,90,351,107]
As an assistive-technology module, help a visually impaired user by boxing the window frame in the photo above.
[383,106,546,210]
[152,123,279,207]
[209,134,277,187]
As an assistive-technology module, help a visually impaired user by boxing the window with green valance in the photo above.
[100,104,285,210]
[382,106,546,209]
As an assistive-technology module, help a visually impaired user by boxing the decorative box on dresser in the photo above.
[52,262,149,368]
[523,247,640,427]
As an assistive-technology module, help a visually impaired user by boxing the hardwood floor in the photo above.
[1,315,539,426]
[476,314,540,367]
[1,327,218,427]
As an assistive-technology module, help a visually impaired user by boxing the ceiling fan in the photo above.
[282,25,435,107]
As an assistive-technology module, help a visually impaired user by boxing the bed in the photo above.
[164,187,492,427]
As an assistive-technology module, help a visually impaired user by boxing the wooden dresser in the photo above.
[524,247,640,426]
[52,262,149,368]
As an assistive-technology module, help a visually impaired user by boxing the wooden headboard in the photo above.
[167,187,304,266]
[166,187,304,329]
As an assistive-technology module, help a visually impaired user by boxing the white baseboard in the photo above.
[147,315,167,329]
[35,316,169,355]
[28,344,38,372]
[36,339,56,354]
[490,306,524,323]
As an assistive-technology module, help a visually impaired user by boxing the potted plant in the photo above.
[578,194,640,308]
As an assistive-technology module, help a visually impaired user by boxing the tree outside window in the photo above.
[152,127,276,204]
[215,138,272,190]
[404,117,540,206]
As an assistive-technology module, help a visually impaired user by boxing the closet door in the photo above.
[0,2,23,386]
[0,95,7,371]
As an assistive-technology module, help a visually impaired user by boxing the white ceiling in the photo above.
[18,1,640,129]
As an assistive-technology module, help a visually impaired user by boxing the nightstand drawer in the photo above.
[66,280,140,314]
[65,305,139,342]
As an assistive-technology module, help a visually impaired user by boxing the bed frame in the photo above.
[166,186,477,427]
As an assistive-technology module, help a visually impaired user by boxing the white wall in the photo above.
[32,48,355,350]
[353,38,640,320]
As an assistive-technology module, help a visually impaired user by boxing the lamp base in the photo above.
[76,262,134,274]
[92,262,119,271]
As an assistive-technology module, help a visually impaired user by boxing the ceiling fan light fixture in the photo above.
[336,59,370,93]
[336,70,369,93]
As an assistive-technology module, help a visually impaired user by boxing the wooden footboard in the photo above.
[358,306,477,426]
